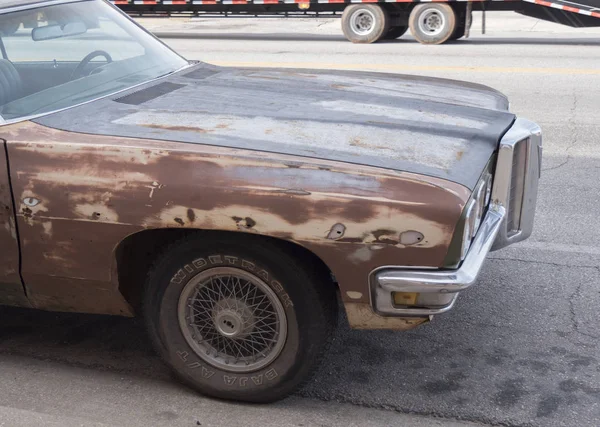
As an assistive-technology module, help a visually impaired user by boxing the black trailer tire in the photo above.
[143,235,338,403]
[384,25,409,40]
[449,15,467,41]
[341,4,390,44]
[409,3,457,45]
[449,24,466,40]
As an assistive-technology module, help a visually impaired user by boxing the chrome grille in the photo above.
[490,118,542,251]
[507,138,528,234]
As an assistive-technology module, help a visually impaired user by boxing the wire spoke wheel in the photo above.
[177,267,287,373]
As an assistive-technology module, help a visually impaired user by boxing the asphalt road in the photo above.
[3,13,600,427]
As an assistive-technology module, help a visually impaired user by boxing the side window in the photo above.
[1,21,31,62]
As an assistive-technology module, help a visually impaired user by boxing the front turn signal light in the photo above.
[393,292,419,306]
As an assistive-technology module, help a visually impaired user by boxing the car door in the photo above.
[0,137,29,308]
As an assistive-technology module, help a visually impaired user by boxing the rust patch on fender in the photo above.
[3,121,470,316]
[187,208,196,223]
[0,137,27,307]
[326,223,346,240]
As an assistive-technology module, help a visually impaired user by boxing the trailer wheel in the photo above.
[409,4,457,45]
[384,25,408,40]
[450,16,467,41]
[450,24,466,40]
[341,4,390,44]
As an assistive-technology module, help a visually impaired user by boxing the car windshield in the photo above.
[0,0,188,121]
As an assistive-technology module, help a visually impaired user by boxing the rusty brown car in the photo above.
[0,0,542,403]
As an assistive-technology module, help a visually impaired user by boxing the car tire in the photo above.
[341,4,390,44]
[383,25,409,40]
[143,234,338,403]
[409,3,457,45]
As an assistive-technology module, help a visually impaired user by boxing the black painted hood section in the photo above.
[34,63,516,190]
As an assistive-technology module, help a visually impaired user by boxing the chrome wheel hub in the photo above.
[178,267,287,373]
[350,9,376,36]
[212,298,254,338]
[418,9,446,36]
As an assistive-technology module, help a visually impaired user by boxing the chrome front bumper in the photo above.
[370,118,542,317]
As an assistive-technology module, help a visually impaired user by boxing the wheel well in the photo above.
[114,229,337,313]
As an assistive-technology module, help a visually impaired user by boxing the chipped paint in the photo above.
[114,111,466,171]
[290,72,506,111]
[317,100,488,129]
[36,63,513,192]
[42,221,53,238]
[0,141,22,291]
[147,203,449,249]
[6,217,17,241]
[273,189,311,196]
[23,197,40,207]
[349,246,373,263]
[74,203,119,223]
[346,291,363,300]
[147,181,164,199]
[326,223,346,240]
[400,230,425,246]
[2,121,471,324]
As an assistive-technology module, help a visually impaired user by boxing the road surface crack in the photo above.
[488,256,598,269]
[298,394,534,427]
[490,257,600,339]
[542,157,570,172]
[567,267,600,340]
[542,91,578,173]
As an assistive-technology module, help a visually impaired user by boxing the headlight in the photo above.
[460,173,493,261]
[474,181,486,232]
[461,200,476,259]
[484,173,493,205]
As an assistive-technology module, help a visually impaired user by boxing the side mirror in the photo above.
[32,21,87,41]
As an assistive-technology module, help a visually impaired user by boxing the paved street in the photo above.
[3,12,600,427]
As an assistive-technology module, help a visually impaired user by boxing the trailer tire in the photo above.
[449,14,467,41]
[450,23,466,40]
[409,4,457,45]
[384,25,408,40]
[342,5,390,44]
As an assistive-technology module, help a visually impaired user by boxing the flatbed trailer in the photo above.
[111,0,600,44]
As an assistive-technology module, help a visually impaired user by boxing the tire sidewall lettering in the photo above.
[221,369,278,387]
[162,252,299,391]
[170,256,293,307]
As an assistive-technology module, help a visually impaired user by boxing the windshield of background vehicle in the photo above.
[0,0,188,121]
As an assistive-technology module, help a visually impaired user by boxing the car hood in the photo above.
[34,63,515,190]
